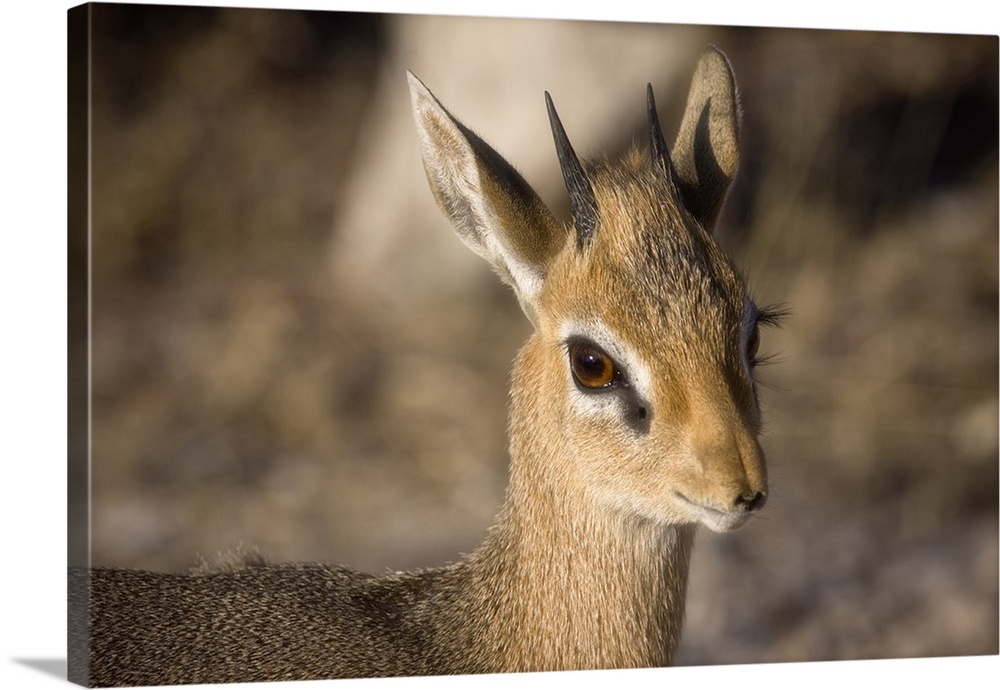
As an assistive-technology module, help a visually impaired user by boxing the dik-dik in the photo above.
[80,47,779,686]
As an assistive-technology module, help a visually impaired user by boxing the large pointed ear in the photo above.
[671,47,741,232]
[407,71,564,320]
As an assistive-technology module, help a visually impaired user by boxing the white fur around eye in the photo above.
[560,320,653,413]
[568,385,622,418]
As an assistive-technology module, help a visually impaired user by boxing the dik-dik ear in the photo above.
[408,71,564,322]
[671,47,742,232]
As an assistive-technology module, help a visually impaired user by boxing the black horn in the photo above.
[545,92,598,247]
[647,83,681,192]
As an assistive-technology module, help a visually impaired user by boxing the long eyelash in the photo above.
[745,302,788,406]
[756,303,789,329]
[754,372,788,394]
[749,302,789,370]
[751,351,783,369]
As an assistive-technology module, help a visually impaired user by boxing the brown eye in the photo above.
[569,342,617,389]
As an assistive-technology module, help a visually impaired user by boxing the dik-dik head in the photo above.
[408,48,776,533]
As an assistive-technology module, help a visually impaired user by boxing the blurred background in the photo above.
[83,5,997,666]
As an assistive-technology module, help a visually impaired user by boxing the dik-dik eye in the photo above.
[568,341,621,390]
[744,298,784,371]
[746,321,761,366]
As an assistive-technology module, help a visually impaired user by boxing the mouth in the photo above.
[673,492,754,532]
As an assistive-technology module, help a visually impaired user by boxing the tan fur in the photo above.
[78,47,771,685]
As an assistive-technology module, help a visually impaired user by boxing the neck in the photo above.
[470,503,695,672]
[462,336,696,672]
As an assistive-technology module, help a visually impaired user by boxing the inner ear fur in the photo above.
[408,71,564,307]
[671,47,742,232]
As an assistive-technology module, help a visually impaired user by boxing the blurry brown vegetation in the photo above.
[84,5,997,665]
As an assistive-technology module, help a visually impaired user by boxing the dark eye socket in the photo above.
[746,321,761,364]
[569,341,619,389]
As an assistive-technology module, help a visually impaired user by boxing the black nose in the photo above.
[734,491,766,512]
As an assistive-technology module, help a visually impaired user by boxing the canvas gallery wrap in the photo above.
[68,3,998,686]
